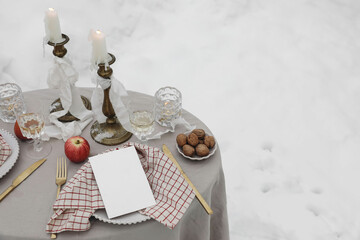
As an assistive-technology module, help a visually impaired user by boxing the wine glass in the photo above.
[128,96,155,141]
[17,106,52,159]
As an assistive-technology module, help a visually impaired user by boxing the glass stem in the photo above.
[33,138,43,152]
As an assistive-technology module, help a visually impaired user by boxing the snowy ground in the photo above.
[2,0,360,239]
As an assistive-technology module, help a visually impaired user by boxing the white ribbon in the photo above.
[91,75,132,132]
[147,116,196,140]
[43,57,93,141]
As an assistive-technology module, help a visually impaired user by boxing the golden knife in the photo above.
[0,158,47,202]
[162,144,213,215]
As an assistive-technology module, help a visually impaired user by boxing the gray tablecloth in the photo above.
[0,88,229,240]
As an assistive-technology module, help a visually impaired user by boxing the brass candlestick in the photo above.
[90,53,132,145]
[47,33,69,57]
[47,33,92,122]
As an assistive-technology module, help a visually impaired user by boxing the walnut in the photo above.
[187,133,199,147]
[196,144,209,157]
[176,133,187,147]
[182,144,195,157]
[204,136,215,148]
[192,129,205,139]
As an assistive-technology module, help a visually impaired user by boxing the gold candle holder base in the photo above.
[50,96,92,122]
[47,33,91,122]
[90,119,132,146]
[90,53,132,145]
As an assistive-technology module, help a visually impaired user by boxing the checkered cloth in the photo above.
[0,134,12,167]
[46,142,195,233]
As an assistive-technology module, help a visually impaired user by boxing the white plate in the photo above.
[0,129,20,178]
[176,131,217,161]
[93,209,151,225]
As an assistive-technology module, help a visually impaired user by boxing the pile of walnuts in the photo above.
[176,129,215,157]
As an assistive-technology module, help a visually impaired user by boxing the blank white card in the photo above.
[89,146,156,219]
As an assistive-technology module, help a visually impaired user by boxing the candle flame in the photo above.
[49,8,55,11]
[96,30,102,35]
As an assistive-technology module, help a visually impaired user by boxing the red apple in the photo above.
[65,136,90,163]
[14,120,30,141]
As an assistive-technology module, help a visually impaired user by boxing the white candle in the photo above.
[44,8,63,43]
[89,30,109,65]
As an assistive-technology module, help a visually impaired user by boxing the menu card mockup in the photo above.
[89,146,156,219]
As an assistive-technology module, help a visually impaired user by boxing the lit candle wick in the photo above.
[90,29,108,65]
[44,8,62,43]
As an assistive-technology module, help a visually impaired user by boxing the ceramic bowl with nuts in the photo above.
[176,129,217,160]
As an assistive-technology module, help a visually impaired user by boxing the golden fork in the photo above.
[51,157,67,239]
[55,157,67,198]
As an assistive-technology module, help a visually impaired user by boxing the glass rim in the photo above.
[0,83,22,99]
[155,86,182,98]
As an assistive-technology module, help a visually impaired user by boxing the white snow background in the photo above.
[1,0,360,239]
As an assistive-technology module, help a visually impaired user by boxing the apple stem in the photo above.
[76,140,80,144]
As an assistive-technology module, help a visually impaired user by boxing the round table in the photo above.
[0,88,229,240]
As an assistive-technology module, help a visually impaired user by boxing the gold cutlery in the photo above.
[55,157,67,198]
[0,158,47,202]
[162,144,213,215]
[51,157,67,239]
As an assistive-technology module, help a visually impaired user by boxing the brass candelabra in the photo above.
[47,33,92,122]
[90,53,132,145]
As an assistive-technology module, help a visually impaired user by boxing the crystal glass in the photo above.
[17,105,52,159]
[155,87,182,127]
[128,97,155,141]
[0,83,26,123]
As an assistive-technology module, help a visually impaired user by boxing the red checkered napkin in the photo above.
[46,142,195,233]
[0,134,12,167]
